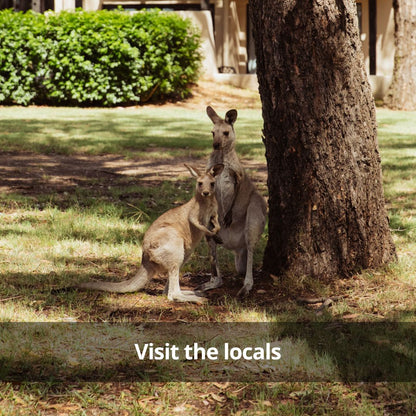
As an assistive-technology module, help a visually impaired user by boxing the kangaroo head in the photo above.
[185,163,224,198]
[206,106,237,151]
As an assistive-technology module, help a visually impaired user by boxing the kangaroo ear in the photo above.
[209,164,224,177]
[206,106,221,124]
[225,109,238,126]
[184,163,200,178]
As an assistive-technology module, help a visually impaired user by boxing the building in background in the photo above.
[356,0,395,99]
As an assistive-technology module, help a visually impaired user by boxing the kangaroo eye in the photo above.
[211,182,215,187]
[198,182,203,187]
[223,131,229,136]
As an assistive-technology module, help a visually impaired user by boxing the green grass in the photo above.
[0,106,414,321]
[0,105,415,414]
[0,106,264,159]
[0,105,266,322]
[377,108,416,287]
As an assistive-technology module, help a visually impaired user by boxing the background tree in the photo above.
[249,0,396,282]
[384,0,416,110]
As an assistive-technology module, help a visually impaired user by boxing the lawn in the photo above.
[0,104,415,414]
[0,106,264,159]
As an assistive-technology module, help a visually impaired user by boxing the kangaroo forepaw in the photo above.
[212,234,223,244]
[197,276,223,292]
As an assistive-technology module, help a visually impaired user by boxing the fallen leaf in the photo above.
[210,393,226,403]
[213,382,230,390]
[343,313,360,320]
[270,274,279,283]
[173,404,187,412]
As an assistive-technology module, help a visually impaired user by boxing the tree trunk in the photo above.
[384,0,416,110]
[249,0,396,281]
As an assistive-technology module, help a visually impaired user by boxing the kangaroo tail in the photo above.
[78,264,151,293]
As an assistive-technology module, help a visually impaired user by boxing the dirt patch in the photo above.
[0,151,267,198]
[150,79,262,110]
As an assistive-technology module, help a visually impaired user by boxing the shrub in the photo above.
[0,9,201,106]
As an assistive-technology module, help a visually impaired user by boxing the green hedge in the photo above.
[0,9,201,106]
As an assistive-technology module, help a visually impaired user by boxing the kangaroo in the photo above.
[200,106,267,296]
[78,164,224,303]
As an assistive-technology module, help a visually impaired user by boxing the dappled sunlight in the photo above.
[378,110,416,285]
[0,106,264,158]
[0,301,57,322]
[0,107,414,325]
[0,106,415,416]
[0,104,414,415]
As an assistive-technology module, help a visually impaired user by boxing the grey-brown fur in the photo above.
[201,106,267,296]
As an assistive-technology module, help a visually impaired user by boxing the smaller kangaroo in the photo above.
[78,164,224,303]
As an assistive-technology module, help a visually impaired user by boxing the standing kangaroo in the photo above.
[200,106,267,296]
[78,164,224,303]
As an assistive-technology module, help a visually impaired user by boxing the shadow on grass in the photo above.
[1,108,416,401]
[382,158,416,174]
[380,136,416,150]
[0,116,207,154]
[0,155,197,213]
[0,321,416,383]
[0,110,265,157]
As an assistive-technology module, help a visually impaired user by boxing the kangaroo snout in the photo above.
[213,142,221,150]
[202,191,210,197]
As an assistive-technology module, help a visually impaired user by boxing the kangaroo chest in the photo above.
[198,205,215,227]
[216,168,237,217]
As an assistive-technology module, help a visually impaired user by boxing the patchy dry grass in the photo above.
[0,104,415,414]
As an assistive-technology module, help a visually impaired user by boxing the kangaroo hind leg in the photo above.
[235,248,247,275]
[164,279,204,298]
[197,236,223,291]
[152,232,206,303]
[236,246,255,297]
[237,198,266,297]
[167,265,207,304]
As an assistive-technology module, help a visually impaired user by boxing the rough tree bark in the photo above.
[384,0,416,110]
[249,0,396,281]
